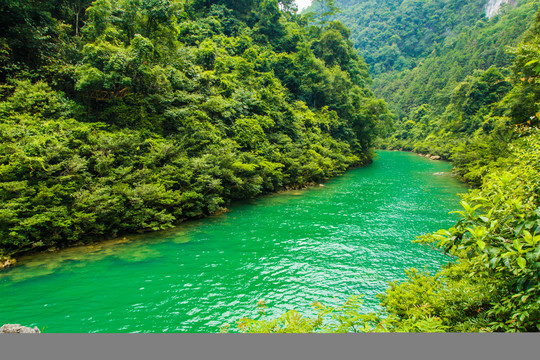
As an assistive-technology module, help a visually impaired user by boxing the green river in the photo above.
[0,151,466,333]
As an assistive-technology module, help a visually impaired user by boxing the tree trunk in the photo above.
[75,11,79,36]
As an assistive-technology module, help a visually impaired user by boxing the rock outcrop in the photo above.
[485,0,516,18]
[0,324,41,333]
[417,153,443,160]
[0,257,16,269]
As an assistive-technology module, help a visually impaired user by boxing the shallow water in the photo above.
[0,151,466,333]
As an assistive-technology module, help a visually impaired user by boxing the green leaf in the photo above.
[523,231,534,246]
[517,257,526,270]
[477,240,486,251]
[515,222,525,236]
[488,257,499,269]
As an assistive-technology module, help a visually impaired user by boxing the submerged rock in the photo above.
[0,324,40,333]
[212,208,232,216]
[0,257,16,269]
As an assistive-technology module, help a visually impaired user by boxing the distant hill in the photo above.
[309,0,537,116]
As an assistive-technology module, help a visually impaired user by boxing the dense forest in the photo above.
[228,0,540,333]
[0,0,390,265]
[312,0,489,76]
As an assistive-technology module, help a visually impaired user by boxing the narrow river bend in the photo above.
[0,151,466,333]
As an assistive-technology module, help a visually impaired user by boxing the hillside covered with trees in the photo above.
[0,0,389,264]
[312,0,489,76]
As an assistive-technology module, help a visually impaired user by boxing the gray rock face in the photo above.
[0,324,40,333]
[485,0,514,18]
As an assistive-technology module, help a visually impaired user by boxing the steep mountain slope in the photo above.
[310,0,536,113]
[373,0,537,117]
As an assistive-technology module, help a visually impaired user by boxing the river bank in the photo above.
[0,151,465,333]
[0,156,374,271]
[384,148,447,161]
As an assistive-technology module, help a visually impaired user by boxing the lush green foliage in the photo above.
[418,133,540,332]
[0,0,389,259]
[386,131,540,332]
[309,0,536,116]
[372,0,537,117]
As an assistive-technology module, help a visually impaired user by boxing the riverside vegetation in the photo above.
[2,0,540,333]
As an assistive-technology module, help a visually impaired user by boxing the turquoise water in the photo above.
[0,151,466,333]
